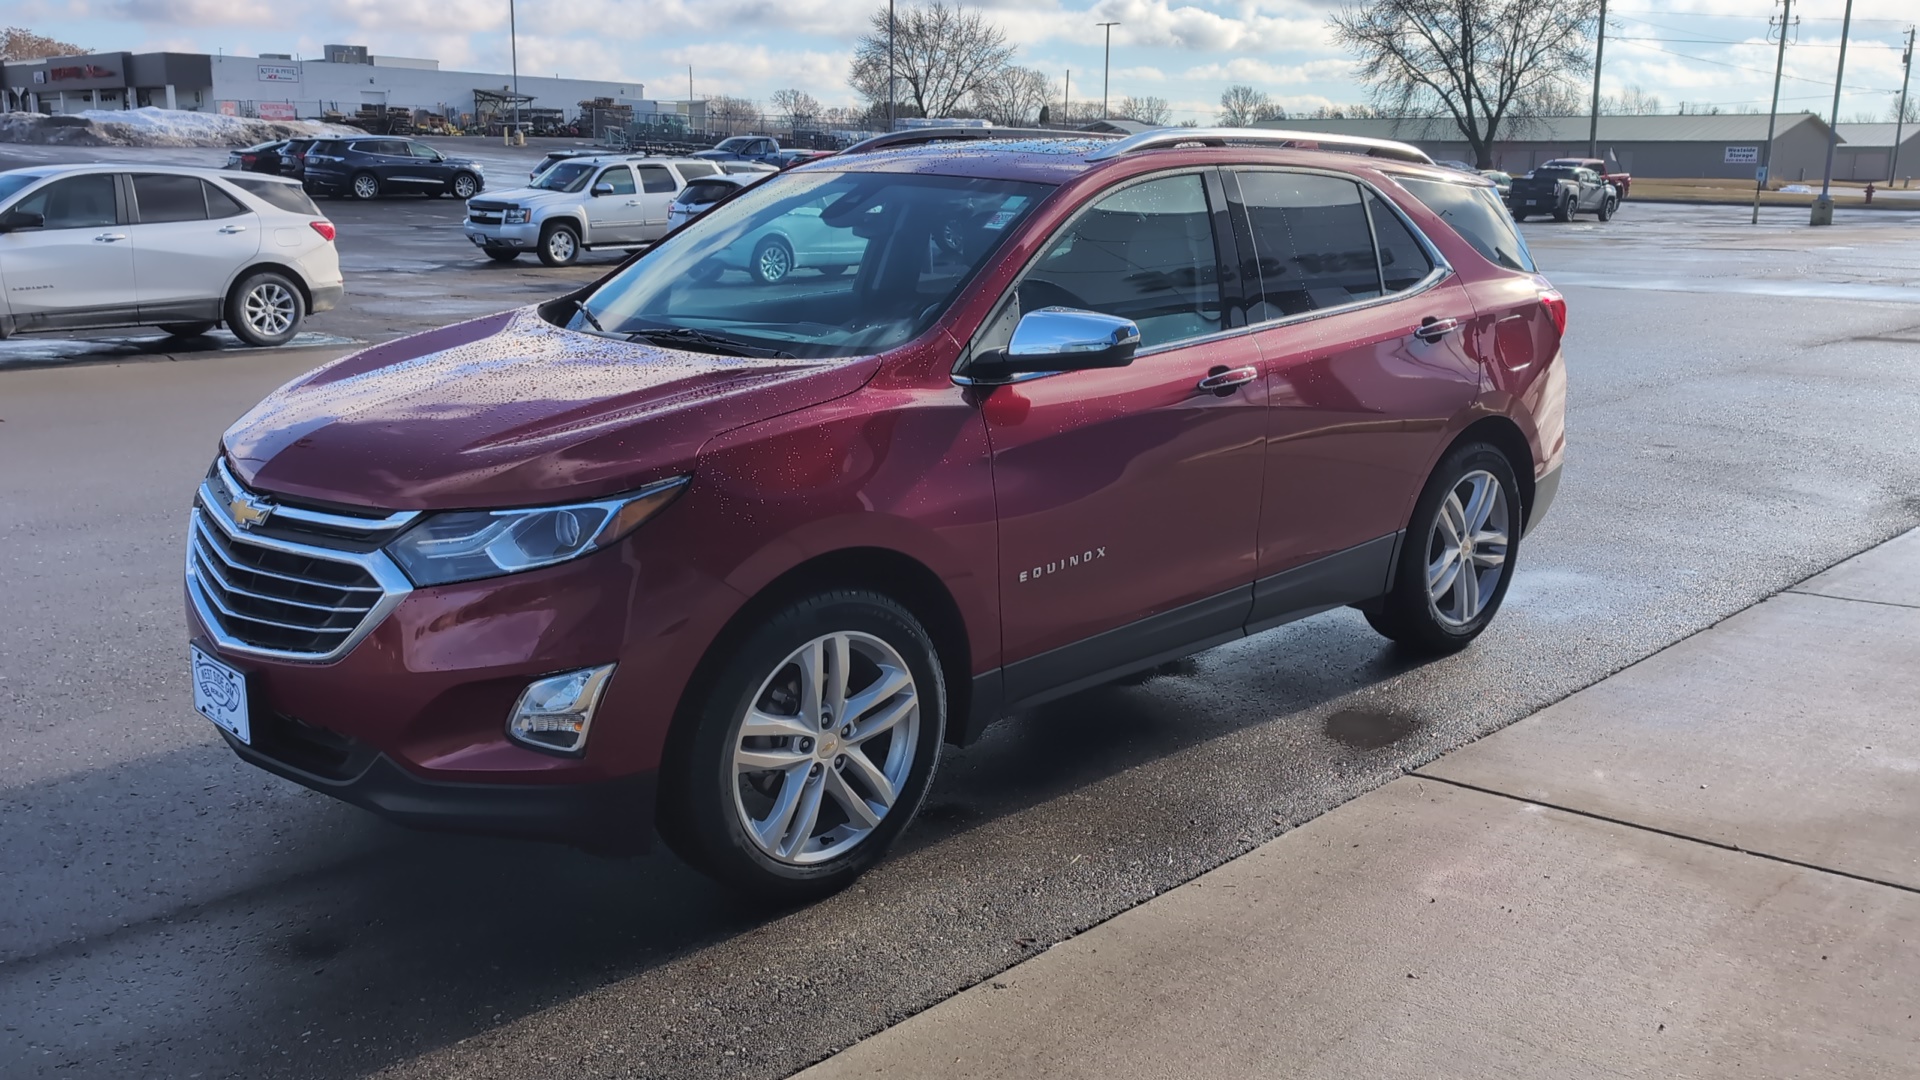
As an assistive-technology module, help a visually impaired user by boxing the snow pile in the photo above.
[0,107,359,148]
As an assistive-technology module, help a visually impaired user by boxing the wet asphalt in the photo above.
[3,196,1920,1079]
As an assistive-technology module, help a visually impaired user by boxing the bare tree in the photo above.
[849,2,1017,120]
[1116,95,1172,125]
[1895,96,1920,124]
[1,26,86,61]
[1308,103,1381,119]
[972,65,1051,126]
[704,95,763,136]
[769,89,824,130]
[1329,0,1601,168]
[1602,83,1663,115]
[1218,85,1285,126]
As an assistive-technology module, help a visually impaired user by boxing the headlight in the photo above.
[386,477,687,587]
[504,207,529,224]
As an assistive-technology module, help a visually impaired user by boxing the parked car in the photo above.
[226,140,291,174]
[463,155,717,266]
[1479,169,1513,197]
[1509,165,1616,221]
[1539,157,1630,200]
[694,135,785,166]
[665,174,760,230]
[277,138,319,181]
[187,129,1565,898]
[302,137,485,200]
[697,188,867,283]
[0,163,341,346]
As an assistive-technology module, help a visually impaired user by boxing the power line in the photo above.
[1610,37,1894,93]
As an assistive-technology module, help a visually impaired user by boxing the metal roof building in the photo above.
[1252,113,1841,182]
[1832,124,1920,183]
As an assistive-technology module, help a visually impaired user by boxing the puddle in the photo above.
[1324,709,1420,749]
[0,329,356,367]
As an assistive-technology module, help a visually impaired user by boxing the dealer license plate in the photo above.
[191,644,251,744]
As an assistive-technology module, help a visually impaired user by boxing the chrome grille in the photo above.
[186,461,416,662]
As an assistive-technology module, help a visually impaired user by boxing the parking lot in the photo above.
[4,153,1920,1078]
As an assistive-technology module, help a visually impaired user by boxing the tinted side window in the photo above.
[133,174,207,223]
[408,143,440,159]
[680,179,738,204]
[637,165,676,193]
[1020,173,1221,350]
[1366,193,1433,293]
[12,174,118,229]
[1236,171,1378,320]
[227,177,321,215]
[1394,176,1534,272]
[204,180,248,219]
[676,162,718,180]
[598,167,637,195]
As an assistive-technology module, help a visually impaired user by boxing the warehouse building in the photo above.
[3,46,649,130]
[1253,113,1841,181]
[1832,123,1920,183]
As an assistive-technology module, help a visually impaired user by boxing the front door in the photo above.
[1226,169,1482,623]
[0,173,136,329]
[585,165,641,243]
[128,173,262,320]
[980,171,1266,704]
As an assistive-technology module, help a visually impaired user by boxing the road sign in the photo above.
[1756,166,1769,184]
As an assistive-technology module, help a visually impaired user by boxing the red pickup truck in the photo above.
[1541,158,1630,199]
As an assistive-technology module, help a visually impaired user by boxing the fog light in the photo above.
[508,664,615,754]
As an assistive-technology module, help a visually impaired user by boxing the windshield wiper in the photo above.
[623,326,796,359]
[569,298,604,332]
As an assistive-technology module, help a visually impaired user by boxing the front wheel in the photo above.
[485,249,520,263]
[159,321,216,338]
[450,172,479,199]
[1365,442,1520,655]
[750,236,793,283]
[225,271,304,347]
[657,590,946,900]
[538,223,580,267]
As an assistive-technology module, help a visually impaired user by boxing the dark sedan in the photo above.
[302,137,487,200]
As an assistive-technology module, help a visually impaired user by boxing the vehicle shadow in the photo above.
[0,611,1442,1080]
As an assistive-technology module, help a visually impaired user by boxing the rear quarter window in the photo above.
[226,177,322,216]
[1393,176,1535,273]
[679,179,740,204]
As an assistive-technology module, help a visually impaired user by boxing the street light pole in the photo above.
[1064,69,1070,126]
[1811,0,1855,225]
[1893,26,1915,185]
[1754,0,1794,225]
[887,0,896,131]
[1586,0,1607,158]
[1097,21,1120,120]
[508,0,520,143]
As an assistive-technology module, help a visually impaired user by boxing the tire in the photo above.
[1364,442,1520,655]
[449,172,479,199]
[1511,212,1528,222]
[1597,195,1618,222]
[159,321,216,338]
[350,172,380,200]
[225,270,304,348]
[750,236,793,283]
[538,222,580,267]
[657,589,946,900]
[1551,195,1573,222]
[485,249,520,263]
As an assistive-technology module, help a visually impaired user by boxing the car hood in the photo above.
[223,308,874,510]
[476,186,575,205]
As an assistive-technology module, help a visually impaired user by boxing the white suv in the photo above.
[0,164,342,348]
[463,155,732,266]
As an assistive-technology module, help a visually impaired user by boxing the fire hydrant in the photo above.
[1864,182,1875,204]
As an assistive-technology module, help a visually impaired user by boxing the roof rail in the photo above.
[1084,127,1434,165]
[841,127,1122,155]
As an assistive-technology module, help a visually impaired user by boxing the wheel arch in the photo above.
[1444,414,1537,532]
[223,261,314,316]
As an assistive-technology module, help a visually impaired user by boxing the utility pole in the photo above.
[1893,26,1914,185]
[1064,69,1071,127]
[508,0,520,144]
[1586,0,1608,158]
[1098,22,1120,120]
[1754,0,1795,224]
[887,0,896,131]
[1811,0,1854,226]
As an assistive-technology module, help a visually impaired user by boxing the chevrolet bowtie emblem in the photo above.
[229,490,275,529]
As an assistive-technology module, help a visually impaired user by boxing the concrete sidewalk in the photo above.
[797,530,1920,1079]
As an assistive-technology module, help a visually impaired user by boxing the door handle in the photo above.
[1196,366,1259,392]
[93,233,128,243]
[219,225,248,234]
[1413,316,1459,342]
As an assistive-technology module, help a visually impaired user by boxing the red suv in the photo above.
[186,128,1565,898]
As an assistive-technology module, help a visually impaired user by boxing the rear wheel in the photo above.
[657,589,945,900]
[538,222,580,267]
[1551,195,1573,222]
[750,236,793,283]
[485,249,520,263]
[1365,442,1520,655]
[350,172,380,200]
[159,321,216,338]
[225,271,304,348]
[1597,195,1618,222]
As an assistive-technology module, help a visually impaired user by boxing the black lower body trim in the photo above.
[226,733,656,854]
[1000,587,1253,715]
[1246,533,1400,634]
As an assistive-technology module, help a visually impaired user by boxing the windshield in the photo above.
[715,137,755,153]
[531,162,595,192]
[573,171,1051,360]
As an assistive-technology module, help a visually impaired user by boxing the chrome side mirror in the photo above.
[592,182,616,197]
[972,307,1140,380]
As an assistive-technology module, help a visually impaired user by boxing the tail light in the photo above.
[240,154,257,166]
[1539,288,1567,336]
[309,221,336,241]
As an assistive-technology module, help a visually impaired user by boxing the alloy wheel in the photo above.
[757,243,791,282]
[1425,469,1510,627]
[352,174,379,199]
[548,229,576,262]
[243,283,297,338]
[452,174,477,198]
[731,631,920,865]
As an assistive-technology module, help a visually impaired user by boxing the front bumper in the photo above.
[464,221,540,251]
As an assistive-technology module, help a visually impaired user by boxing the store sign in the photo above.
[49,63,118,82]
[257,64,301,83]
[257,101,297,121]
[1724,146,1759,164]
[218,100,240,116]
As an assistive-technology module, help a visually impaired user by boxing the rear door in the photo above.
[0,173,136,328]
[584,165,641,243]
[129,173,262,321]
[633,163,680,240]
[1226,169,1482,623]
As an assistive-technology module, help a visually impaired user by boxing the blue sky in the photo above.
[15,0,1916,124]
